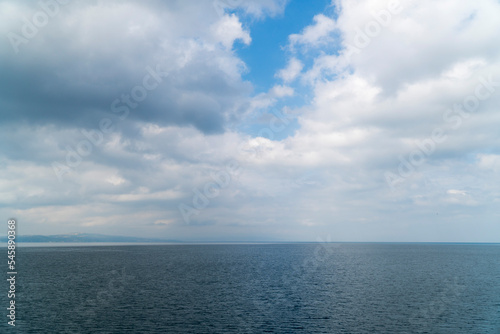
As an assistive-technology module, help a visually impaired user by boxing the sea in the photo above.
[2,243,500,333]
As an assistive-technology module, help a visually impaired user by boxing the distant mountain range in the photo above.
[6,233,180,243]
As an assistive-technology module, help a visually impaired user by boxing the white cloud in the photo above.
[447,189,467,196]
[477,154,500,172]
[1,0,500,241]
[289,14,337,49]
[211,14,251,49]
[335,0,500,93]
[443,59,488,80]
[270,85,294,97]
[276,57,303,82]
[216,0,500,240]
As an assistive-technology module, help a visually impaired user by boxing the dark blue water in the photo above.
[2,243,500,333]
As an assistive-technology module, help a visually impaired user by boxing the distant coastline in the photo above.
[2,232,179,243]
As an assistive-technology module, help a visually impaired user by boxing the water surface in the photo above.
[2,243,500,333]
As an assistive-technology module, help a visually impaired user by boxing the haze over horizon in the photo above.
[1,0,499,242]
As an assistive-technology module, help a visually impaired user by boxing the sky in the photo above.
[1,0,499,242]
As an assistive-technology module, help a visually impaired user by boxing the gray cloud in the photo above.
[0,0,254,134]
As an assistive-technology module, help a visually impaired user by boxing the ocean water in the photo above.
[2,243,500,333]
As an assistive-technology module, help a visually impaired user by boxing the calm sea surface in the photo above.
[2,243,500,333]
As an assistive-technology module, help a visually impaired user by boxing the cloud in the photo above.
[1,0,499,241]
[477,154,500,172]
[211,13,251,49]
[225,0,500,240]
[332,0,500,94]
[289,14,337,50]
[270,85,294,98]
[447,189,467,196]
[276,57,303,82]
[0,0,261,134]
